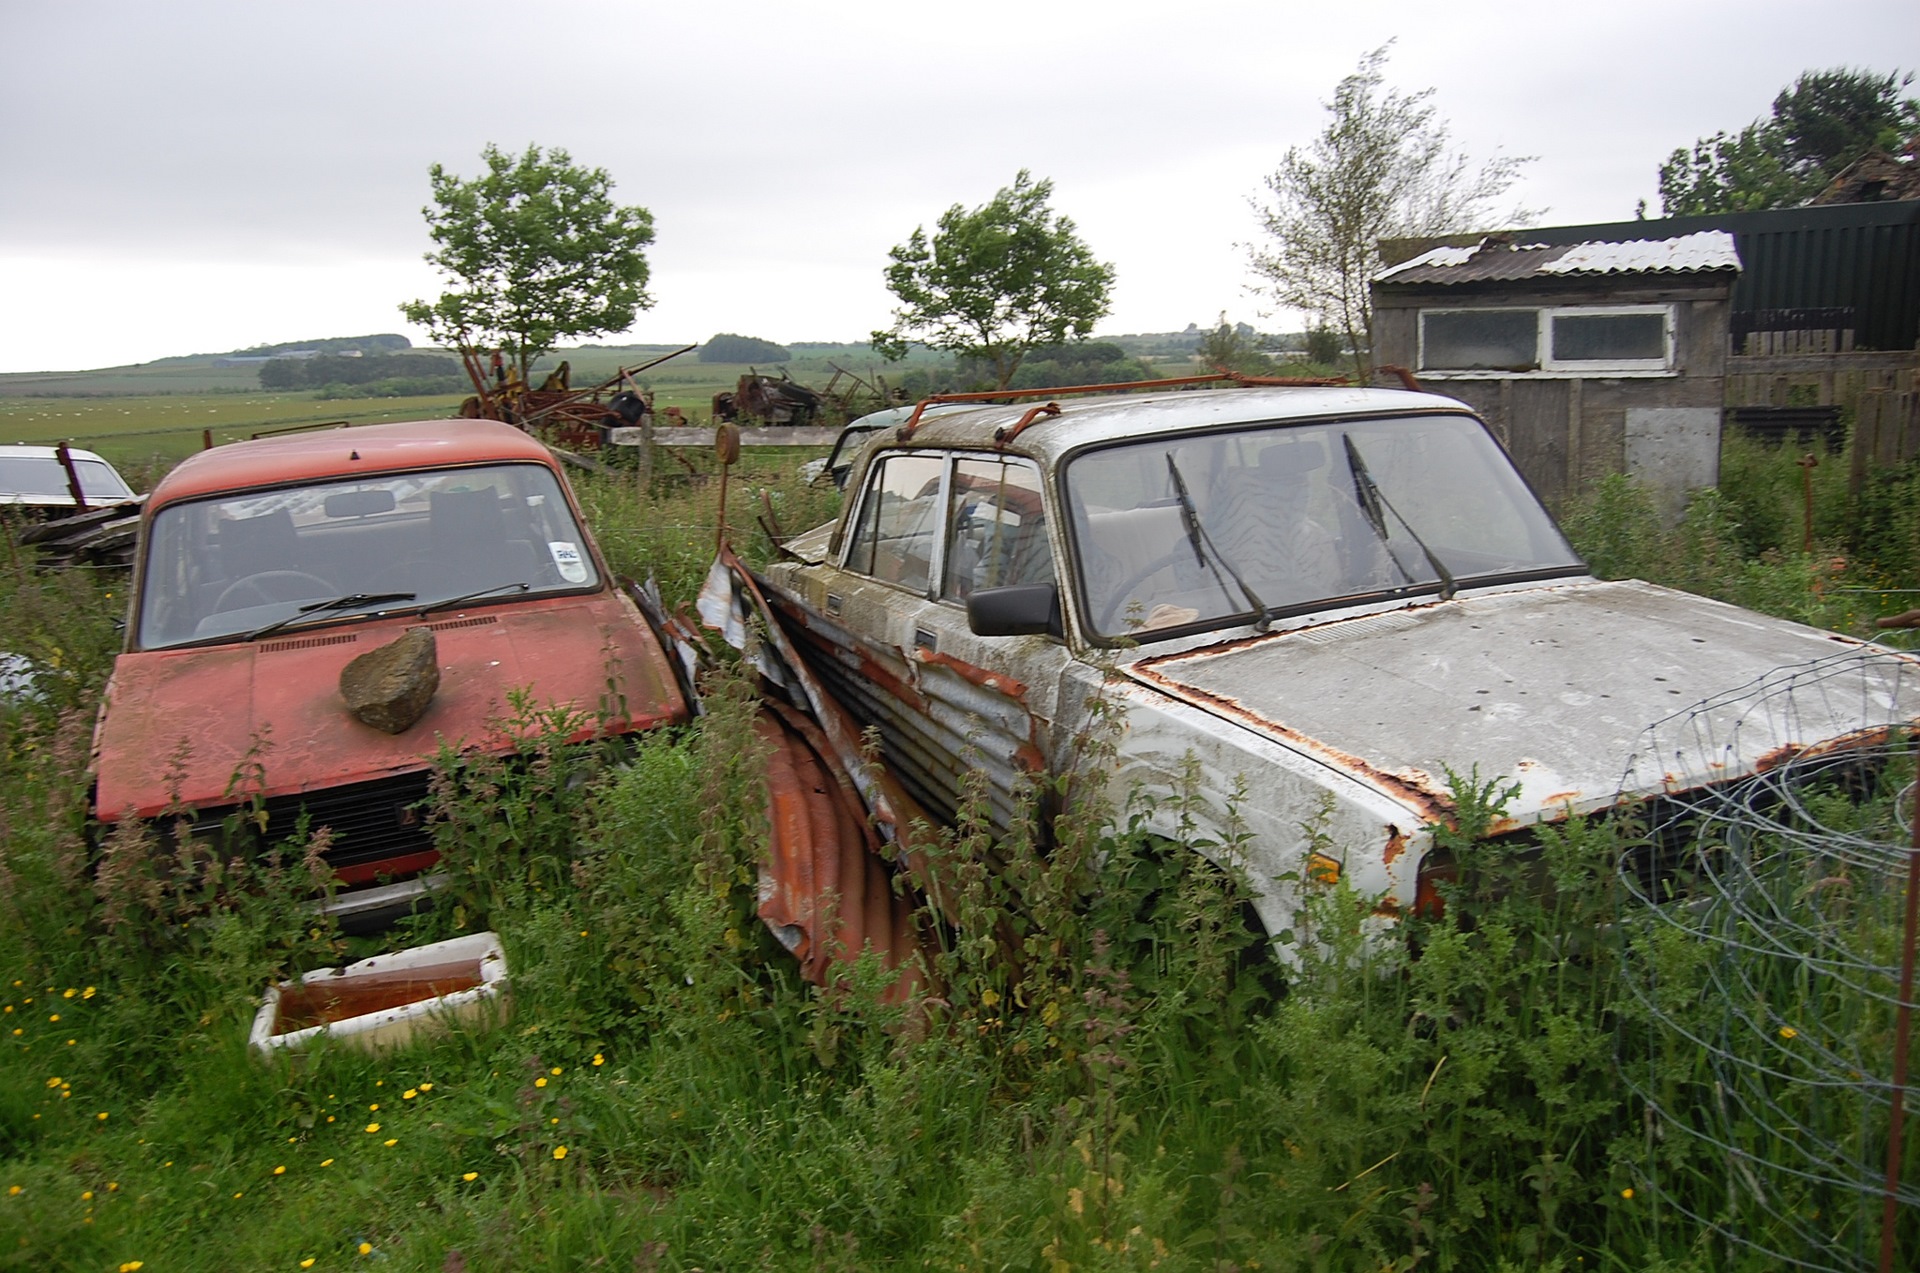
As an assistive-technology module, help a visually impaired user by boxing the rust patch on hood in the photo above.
[1753,725,1892,773]
[1128,664,1458,823]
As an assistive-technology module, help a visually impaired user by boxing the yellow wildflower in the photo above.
[402,1089,417,1100]
[49,1014,59,1023]
[553,1145,568,1160]
[368,1103,379,1111]
[320,1159,333,1167]
[6,1185,19,1196]
[273,1166,286,1176]
[550,1066,563,1076]
[82,1191,94,1200]
[418,1083,432,1092]
[96,1112,108,1121]
[365,1123,380,1134]
[302,1261,316,1269]
[1779,1026,1799,1040]
[592,1053,604,1066]
[383,1139,397,1147]
[44,1077,60,1088]
[83,987,96,999]
[1621,1187,1634,1199]
[535,1077,547,1088]
[359,1241,372,1255]
[462,1171,478,1181]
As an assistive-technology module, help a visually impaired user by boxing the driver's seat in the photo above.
[217,508,300,583]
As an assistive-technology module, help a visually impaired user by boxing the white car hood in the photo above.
[1122,579,1920,827]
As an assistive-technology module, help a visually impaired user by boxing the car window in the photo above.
[136,462,598,649]
[0,455,133,501]
[942,457,1053,600]
[844,453,945,593]
[1066,414,1583,640]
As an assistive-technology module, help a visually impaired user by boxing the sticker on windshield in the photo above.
[549,541,588,584]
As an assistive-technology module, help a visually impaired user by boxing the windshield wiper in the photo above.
[247,592,418,641]
[1165,454,1269,629]
[1341,435,1456,601]
[417,581,530,618]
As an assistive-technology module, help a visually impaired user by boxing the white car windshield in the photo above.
[136,463,599,649]
[1065,413,1584,641]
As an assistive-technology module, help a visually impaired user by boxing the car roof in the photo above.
[148,420,557,508]
[0,444,115,464]
[878,386,1476,465]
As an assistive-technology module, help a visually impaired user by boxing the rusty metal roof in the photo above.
[1374,229,1741,286]
[149,420,555,509]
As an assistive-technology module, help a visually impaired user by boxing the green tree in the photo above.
[1247,44,1534,382]
[1658,68,1919,215]
[1195,313,1275,375]
[699,333,792,363]
[872,170,1115,390]
[400,143,655,384]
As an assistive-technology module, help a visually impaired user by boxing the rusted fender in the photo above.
[756,703,931,1004]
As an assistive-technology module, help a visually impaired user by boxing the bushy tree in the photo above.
[872,170,1115,390]
[400,143,654,384]
[1246,43,1534,381]
[1195,313,1276,375]
[699,333,792,364]
[1659,68,1919,215]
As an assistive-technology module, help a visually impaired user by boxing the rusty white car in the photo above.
[753,384,1917,950]
[91,420,691,926]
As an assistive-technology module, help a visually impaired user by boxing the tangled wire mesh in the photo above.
[1616,646,1920,1271]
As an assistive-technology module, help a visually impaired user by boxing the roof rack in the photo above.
[895,371,1349,442]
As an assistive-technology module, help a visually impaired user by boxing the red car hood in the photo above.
[92,591,687,821]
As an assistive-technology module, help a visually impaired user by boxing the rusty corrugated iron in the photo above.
[757,702,929,1002]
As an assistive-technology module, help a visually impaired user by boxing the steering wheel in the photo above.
[1095,547,1186,634]
[215,571,333,611]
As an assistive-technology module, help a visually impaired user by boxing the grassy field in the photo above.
[3,415,1919,1268]
[0,353,887,474]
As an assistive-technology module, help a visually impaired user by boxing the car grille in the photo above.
[167,771,437,879]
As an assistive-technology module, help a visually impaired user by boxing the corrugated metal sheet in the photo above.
[1538,230,1740,275]
[1374,231,1738,285]
[1513,201,1920,351]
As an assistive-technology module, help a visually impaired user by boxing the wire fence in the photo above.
[1617,646,1920,1271]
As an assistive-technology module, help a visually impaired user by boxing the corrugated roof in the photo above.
[1375,229,1740,285]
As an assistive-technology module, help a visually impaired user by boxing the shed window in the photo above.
[1547,310,1667,366]
[1421,310,1538,370]
[1419,305,1674,374]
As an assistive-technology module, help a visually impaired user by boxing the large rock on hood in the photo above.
[340,628,440,734]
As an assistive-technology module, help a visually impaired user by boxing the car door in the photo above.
[786,449,1073,834]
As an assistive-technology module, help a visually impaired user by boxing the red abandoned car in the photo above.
[91,420,690,926]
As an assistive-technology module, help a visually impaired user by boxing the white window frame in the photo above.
[1416,303,1677,379]
[1541,303,1674,374]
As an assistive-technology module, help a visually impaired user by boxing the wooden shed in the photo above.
[1370,229,1740,515]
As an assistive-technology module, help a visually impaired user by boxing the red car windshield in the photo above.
[136,463,599,649]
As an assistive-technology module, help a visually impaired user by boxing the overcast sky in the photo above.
[2,0,1914,374]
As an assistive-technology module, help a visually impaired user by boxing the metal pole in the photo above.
[1881,774,1920,1273]
[53,442,88,512]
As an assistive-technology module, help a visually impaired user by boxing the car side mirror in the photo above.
[967,582,1062,638]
